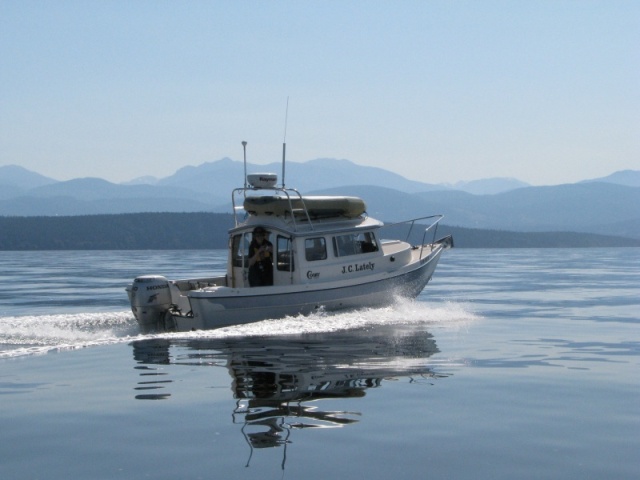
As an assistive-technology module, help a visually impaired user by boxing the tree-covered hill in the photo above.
[0,213,234,250]
[1,213,638,250]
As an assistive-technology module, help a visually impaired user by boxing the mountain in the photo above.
[451,177,530,195]
[310,182,640,240]
[156,157,445,194]
[0,161,638,240]
[29,177,199,201]
[121,176,159,185]
[414,183,640,237]
[279,158,446,193]
[0,177,222,215]
[581,170,640,187]
[0,165,58,199]
[0,196,217,217]
[0,165,58,189]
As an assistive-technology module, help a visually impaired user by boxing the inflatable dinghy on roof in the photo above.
[243,195,366,219]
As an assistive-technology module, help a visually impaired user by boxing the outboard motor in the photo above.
[128,275,173,332]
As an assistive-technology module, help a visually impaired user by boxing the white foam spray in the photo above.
[0,298,478,359]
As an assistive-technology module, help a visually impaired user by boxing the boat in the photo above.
[126,141,453,332]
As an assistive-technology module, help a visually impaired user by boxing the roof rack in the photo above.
[231,184,314,231]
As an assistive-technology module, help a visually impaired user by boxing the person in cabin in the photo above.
[248,226,274,286]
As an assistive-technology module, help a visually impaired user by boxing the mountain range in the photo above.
[1,160,639,240]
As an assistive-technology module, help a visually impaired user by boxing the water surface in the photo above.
[1,249,638,479]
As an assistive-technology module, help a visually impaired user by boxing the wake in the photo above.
[0,298,479,359]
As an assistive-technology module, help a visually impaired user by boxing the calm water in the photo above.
[0,249,638,479]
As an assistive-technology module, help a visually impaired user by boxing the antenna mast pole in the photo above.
[242,141,248,189]
[282,97,289,188]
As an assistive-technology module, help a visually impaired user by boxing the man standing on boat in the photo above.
[248,227,274,286]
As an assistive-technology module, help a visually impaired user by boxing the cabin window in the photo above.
[359,232,379,253]
[332,232,379,257]
[231,233,251,267]
[276,236,295,272]
[305,237,327,261]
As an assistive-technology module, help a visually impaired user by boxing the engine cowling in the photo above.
[128,275,172,332]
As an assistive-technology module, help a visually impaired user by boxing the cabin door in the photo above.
[273,235,295,285]
[230,232,251,288]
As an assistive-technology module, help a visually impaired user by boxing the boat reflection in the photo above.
[131,324,446,462]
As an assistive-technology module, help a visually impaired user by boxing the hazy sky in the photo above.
[1,1,638,186]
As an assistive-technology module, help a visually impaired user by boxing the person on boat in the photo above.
[248,226,273,286]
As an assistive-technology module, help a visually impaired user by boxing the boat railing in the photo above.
[380,214,444,258]
[231,186,314,230]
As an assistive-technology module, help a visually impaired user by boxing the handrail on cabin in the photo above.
[380,214,444,258]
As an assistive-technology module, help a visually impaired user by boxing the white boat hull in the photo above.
[164,244,445,331]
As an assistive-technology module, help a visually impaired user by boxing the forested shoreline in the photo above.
[0,213,638,250]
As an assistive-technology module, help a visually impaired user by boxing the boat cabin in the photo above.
[228,220,386,288]
[227,180,390,288]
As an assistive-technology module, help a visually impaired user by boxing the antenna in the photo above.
[242,141,248,189]
[282,97,289,188]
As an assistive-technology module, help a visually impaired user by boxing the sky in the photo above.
[1,1,638,186]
